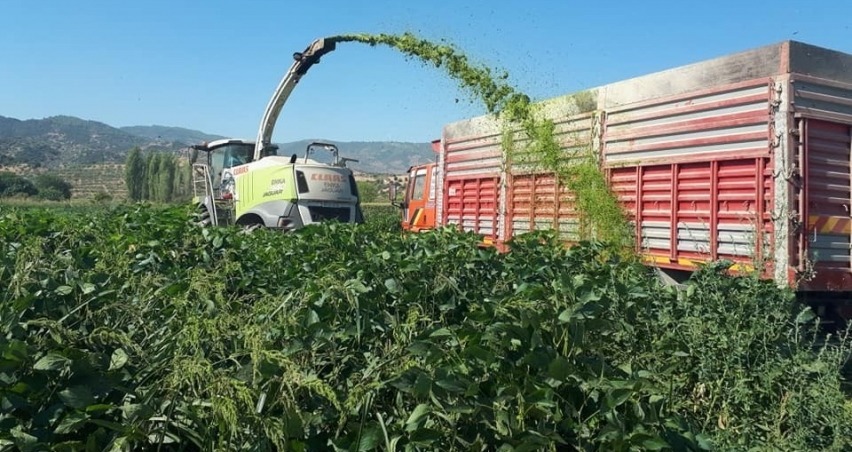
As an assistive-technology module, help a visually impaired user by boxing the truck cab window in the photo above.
[411,173,426,200]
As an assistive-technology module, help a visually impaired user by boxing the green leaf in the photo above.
[108,348,128,371]
[55,285,73,296]
[304,309,320,326]
[357,426,381,451]
[409,428,442,445]
[636,434,668,450]
[413,373,431,397]
[462,345,494,364]
[406,403,431,431]
[33,353,70,371]
[107,436,130,452]
[121,403,154,422]
[695,433,713,450]
[346,279,370,294]
[606,388,633,409]
[49,441,86,452]
[58,386,94,409]
[547,357,571,381]
[87,419,127,433]
[579,289,601,303]
[384,278,400,293]
[795,308,816,324]
[54,411,89,434]
[435,377,466,393]
[84,404,113,413]
[80,282,96,295]
[2,339,28,362]
[10,426,38,452]
[428,327,452,338]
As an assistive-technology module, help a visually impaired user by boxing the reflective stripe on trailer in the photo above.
[808,215,852,235]
[641,255,755,273]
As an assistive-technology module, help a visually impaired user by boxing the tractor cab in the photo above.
[194,140,250,193]
[192,139,279,198]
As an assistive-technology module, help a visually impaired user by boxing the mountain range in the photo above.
[0,115,433,174]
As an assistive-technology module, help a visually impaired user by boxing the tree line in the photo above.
[0,172,73,200]
[124,147,192,203]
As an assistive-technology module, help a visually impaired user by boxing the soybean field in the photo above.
[0,203,850,451]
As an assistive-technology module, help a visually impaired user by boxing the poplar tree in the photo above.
[145,152,158,201]
[124,147,145,201]
[159,154,176,202]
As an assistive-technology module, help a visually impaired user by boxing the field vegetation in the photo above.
[0,203,850,451]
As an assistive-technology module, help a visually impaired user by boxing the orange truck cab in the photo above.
[399,140,440,232]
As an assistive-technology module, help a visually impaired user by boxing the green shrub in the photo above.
[32,174,72,200]
[0,172,37,197]
[643,264,852,450]
[92,191,113,203]
[363,203,401,232]
[356,180,384,204]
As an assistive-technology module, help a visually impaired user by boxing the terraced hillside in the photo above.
[55,164,128,199]
[1,164,127,199]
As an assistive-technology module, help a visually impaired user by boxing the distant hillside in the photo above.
[277,139,434,174]
[0,115,434,174]
[120,125,225,144]
[0,115,183,168]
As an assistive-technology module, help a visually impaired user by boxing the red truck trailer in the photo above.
[400,40,852,321]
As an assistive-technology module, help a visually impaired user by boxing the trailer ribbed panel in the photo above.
[506,114,595,241]
[608,155,772,270]
[443,117,503,239]
[793,77,852,123]
[509,113,595,174]
[805,119,851,272]
[445,177,499,237]
[508,173,579,241]
[604,83,771,164]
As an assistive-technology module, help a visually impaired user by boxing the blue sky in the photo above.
[1,1,850,143]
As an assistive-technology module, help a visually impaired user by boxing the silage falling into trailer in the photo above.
[333,32,632,246]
